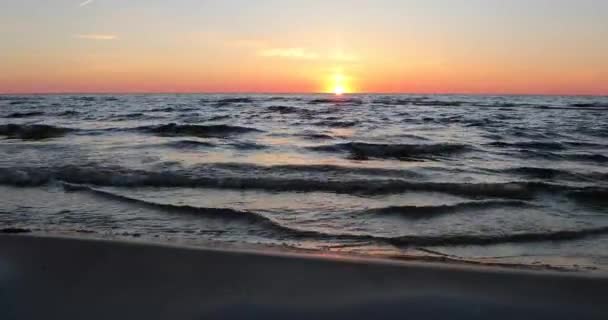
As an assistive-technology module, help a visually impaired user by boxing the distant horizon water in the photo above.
[2,92,607,97]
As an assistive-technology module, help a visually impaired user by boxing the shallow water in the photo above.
[1,94,608,270]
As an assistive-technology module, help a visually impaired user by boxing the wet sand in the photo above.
[1,234,606,319]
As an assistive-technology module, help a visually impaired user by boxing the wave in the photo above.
[166,140,216,149]
[359,200,532,219]
[371,97,464,107]
[205,115,232,122]
[371,97,429,106]
[308,98,363,105]
[147,107,177,112]
[106,113,161,121]
[5,111,45,118]
[215,97,253,106]
[511,150,608,163]
[56,110,81,117]
[0,228,32,234]
[0,124,74,140]
[312,120,359,128]
[62,184,608,247]
[294,132,334,140]
[165,140,267,151]
[502,167,595,181]
[266,105,313,115]
[308,142,469,161]
[1,165,595,199]
[62,184,325,237]
[568,189,608,207]
[386,226,608,247]
[229,141,269,150]
[563,153,608,163]
[570,103,608,109]
[70,96,96,102]
[488,141,565,151]
[139,123,262,138]
[63,184,270,224]
[7,100,36,105]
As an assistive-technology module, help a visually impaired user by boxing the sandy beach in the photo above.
[1,234,606,319]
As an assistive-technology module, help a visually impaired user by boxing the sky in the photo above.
[1,0,607,95]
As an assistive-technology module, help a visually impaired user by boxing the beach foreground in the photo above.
[1,234,607,319]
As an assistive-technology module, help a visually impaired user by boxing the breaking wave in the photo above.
[488,141,565,151]
[308,98,363,105]
[62,184,328,237]
[309,142,470,161]
[215,97,254,106]
[359,200,532,219]
[139,123,262,138]
[501,167,595,181]
[265,105,313,115]
[1,165,599,200]
[0,124,74,140]
[312,120,359,128]
[4,111,45,118]
[166,140,216,149]
[61,184,608,248]
[385,226,608,247]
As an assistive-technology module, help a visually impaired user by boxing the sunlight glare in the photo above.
[334,85,345,96]
[327,71,352,95]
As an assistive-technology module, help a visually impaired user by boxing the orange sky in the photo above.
[1,0,607,95]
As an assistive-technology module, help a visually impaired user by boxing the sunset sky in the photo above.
[1,0,607,95]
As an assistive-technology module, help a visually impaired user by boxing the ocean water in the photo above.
[1,94,608,271]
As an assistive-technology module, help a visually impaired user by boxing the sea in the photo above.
[1,94,607,271]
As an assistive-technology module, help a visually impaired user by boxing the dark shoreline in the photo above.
[1,234,607,319]
[0,229,596,273]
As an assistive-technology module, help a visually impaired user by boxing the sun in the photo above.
[333,85,345,96]
[326,72,353,95]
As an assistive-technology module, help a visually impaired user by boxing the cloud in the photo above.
[259,48,319,60]
[75,34,117,40]
[79,0,94,7]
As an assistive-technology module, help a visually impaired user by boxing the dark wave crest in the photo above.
[308,98,363,105]
[309,142,469,161]
[266,105,313,115]
[65,184,608,247]
[1,165,596,200]
[372,97,463,107]
[5,111,45,118]
[570,103,608,109]
[294,132,335,140]
[0,124,74,140]
[360,200,532,219]
[502,167,596,181]
[62,184,325,237]
[140,123,262,138]
[166,140,216,149]
[488,141,565,151]
[312,120,359,128]
[215,97,253,106]
[563,153,608,163]
[387,226,608,247]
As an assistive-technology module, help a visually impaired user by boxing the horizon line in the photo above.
[0,91,606,97]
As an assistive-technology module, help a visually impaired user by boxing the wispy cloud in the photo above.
[79,0,94,7]
[259,48,319,60]
[75,34,117,40]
